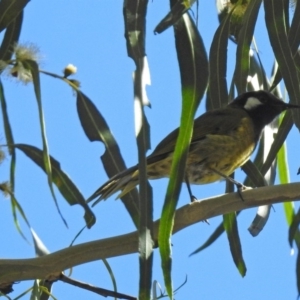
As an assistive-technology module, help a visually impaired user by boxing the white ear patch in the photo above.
[244,97,263,110]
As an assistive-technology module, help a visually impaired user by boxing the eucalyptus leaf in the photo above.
[14,144,96,228]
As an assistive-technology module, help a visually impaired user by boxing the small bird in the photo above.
[87,90,300,203]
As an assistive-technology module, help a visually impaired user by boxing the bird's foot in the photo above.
[236,183,252,201]
[190,195,197,202]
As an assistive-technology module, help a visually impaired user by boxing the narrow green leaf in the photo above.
[102,259,118,299]
[154,0,196,34]
[283,202,295,229]
[242,160,267,187]
[0,11,23,63]
[207,8,233,110]
[287,0,300,52]
[223,212,246,277]
[0,79,16,191]
[270,0,300,89]
[0,0,29,33]
[190,222,226,255]
[136,75,152,300]
[251,93,293,236]
[190,212,248,256]
[234,0,261,94]
[173,13,209,100]
[261,110,293,177]
[77,90,139,227]
[0,80,14,152]
[244,124,279,236]
[288,207,300,248]
[134,62,153,300]
[242,129,272,187]
[23,59,68,226]
[289,214,300,248]
[159,9,208,298]
[10,194,30,241]
[277,138,290,185]
[246,102,286,184]
[264,0,300,129]
[277,135,300,246]
[124,1,153,299]
[247,132,267,179]
[0,80,31,238]
[297,251,300,298]
[14,144,96,228]
[248,52,269,90]
[123,0,147,62]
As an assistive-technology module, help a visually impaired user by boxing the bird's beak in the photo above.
[285,103,300,109]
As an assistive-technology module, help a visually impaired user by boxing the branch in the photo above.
[1,183,300,284]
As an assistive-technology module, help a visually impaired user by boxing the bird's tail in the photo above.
[87,165,139,203]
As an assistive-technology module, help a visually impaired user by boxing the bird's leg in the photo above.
[185,175,209,224]
[210,168,247,201]
[185,175,197,202]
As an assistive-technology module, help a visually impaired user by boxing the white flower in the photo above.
[14,43,40,62]
[9,62,32,84]
[63,64,77,77]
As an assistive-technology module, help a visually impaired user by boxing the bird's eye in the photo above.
[259,96,267,103]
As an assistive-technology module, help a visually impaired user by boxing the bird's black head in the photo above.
[229,90,300,129]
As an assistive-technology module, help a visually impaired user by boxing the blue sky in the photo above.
[0,1,299,299]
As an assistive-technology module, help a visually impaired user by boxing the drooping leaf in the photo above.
[297,246,300,297]
[123,1,153,299]
[173,13,209,102]
[248,205,272,237]
[102,259,118,299]
[261,110,293,177]
[77,91,140,226]
[0,11,23,63]
[223,212,246,277]
[207,8,233,110]
[277,137,295,228]
[0,79,15,161]
[242,160,267,187]
[245,126,278,236]
[244,88,286,235]
[78,94,141,209]
[222,174,246,276]
[0,80,31,239]
[8,194,30,241]
[264,0,300,129]
[277,131,300,247]
[123,0,147,63]
[234,0,261,94]
[288,208,300,248]
[190,222,226,256]
[14,144,96,228]
[154,0,197,34]
[248,51,269,91]
[270,0,300,89]
[0,0,29,33]
[287,0,300,52]
[23,59,68,227]
[159,7,208,298]
[277,135,290,186]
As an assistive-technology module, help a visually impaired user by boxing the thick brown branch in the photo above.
[0,183,299,283]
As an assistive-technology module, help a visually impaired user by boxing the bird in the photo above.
[87,90,300,203]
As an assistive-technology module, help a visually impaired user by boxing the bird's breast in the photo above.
[146,117,257,185]
[186,116,256,184]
